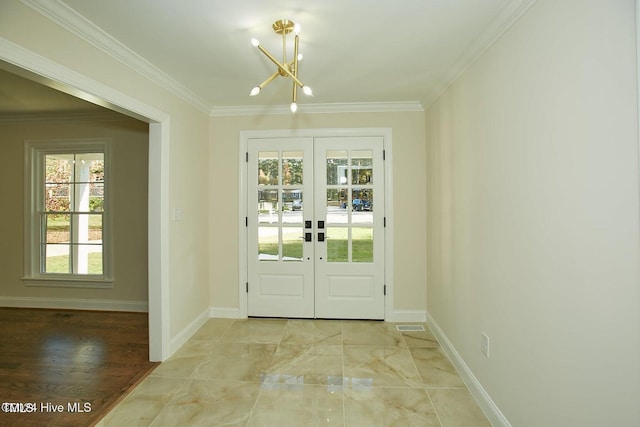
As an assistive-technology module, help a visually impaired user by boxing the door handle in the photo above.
[305,232,312,242]
[318,232,325,242]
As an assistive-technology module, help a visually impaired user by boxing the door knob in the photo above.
[318,232,325,242]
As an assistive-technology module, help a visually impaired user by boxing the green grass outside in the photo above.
[259,227,373,262]
[47,214,102,227]
[46,252,103,274]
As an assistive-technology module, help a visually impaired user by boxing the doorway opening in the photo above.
[0,43,169,361]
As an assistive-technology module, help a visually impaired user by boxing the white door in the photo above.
[247,136,385,319]
[247,138,315,318]
[313,137,385,319]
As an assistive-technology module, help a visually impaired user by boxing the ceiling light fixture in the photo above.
[250,19,313,113]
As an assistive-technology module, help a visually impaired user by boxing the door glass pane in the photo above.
[282,227,303,261]
[258,226,279,261]
[352,227,373,263]
[351,150,373,185]
[282,190,303,224]
[282,151,303,185]
[45,244,70,273]
[258,151,279,185]
[258,189,279,224]
[352,189,373,224]
[326,188,348,224]
[351,188,373,212]
[327,227,348,263]
[326,151,348,185]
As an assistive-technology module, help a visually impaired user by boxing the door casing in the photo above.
[238,128,394,320]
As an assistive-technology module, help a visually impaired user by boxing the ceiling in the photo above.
[1,0,534,115]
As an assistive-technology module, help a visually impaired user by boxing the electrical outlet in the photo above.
[481,333,490,358]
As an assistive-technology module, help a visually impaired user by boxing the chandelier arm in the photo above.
[258,70,280,90]
[256,44,305,87]
[292,79,298,104]
[292,32,299,105]
[293,34,299,79]
[282,29,287,64]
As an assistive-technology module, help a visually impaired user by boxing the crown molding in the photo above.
[0,36,169,123]
[422,0,537,108]
[20,0,211,114]
[211,101,424,117]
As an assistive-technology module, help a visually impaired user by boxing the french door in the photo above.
[247,136,385,319]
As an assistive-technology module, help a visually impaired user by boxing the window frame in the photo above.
[23,138,113,288]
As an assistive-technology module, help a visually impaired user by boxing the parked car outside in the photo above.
[352,198,371,211]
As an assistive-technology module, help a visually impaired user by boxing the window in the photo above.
[24,139,112,287]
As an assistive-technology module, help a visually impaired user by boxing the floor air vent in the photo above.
[395,325,425,332]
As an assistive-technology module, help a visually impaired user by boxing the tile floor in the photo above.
[97,318,491,426]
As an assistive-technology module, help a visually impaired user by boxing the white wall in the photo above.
[426,0,640,425]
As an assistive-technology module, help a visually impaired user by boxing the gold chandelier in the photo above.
[250,19,313,113]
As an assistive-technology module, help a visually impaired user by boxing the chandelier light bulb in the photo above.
[302,85,313,96]
[290,102,298,113]
[249,86,261,96]
[294,23,301,35]
[251,38,260,47]
[297,53,303,61]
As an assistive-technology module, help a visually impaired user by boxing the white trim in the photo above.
[387,310,427,323]
[422,0,537,108]
[426,311,511,427]
[23,138,113,284]
[210,307,243,319]
[23,278,113,288]
[382,128,394,321]
[20,0,211,114]
[239,128,394,320]
[148,121,171,362]
[212,102,424,117]
[0,37,168,124]
[0,296,147,312]
[168,307,210,356]
[0,36,170,362]
[238,135,249,319]
[636,0,640,241]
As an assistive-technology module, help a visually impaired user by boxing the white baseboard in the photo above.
[168,307,210,357]
[386,309,427,323]
[210,307,243,319]
[0,296,148,312]
[426,311,511,427]
[209,307,425,322]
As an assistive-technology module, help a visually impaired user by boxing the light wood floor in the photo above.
[0,308,157,427]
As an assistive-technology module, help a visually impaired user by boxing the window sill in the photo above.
[22,276,114,289]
